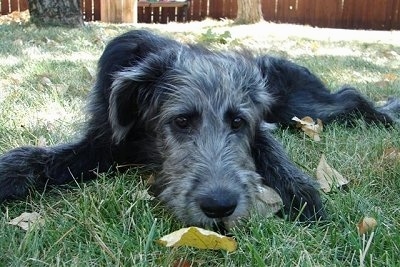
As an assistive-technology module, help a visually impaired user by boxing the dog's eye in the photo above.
[231,117,244,130]
[174,116,189,129]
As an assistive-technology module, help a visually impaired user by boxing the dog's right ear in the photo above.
[91,30,180,143]
[108,51,178,143]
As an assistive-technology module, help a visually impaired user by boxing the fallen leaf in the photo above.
[254,185,283,217]
[36,136,47,147]
[357,217,377,235]
[40,76,53,87]
[316,154,349,193]
[173,259,192,267]
[133,189,154,201]
[158,226,237,252]
[382,147,400,161]
[292,116,323,141]
[82,66,96,80]
[146,173,155,186]
[8,212,44,231]
[382,73,397,82]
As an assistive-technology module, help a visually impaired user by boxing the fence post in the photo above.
[100,0,137,23]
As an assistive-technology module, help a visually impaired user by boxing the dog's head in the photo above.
[108,36,273,227]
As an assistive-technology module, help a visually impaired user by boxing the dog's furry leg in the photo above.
[257,56,399,126]
[253,125,326,222]
[377,97,400,124]
[0,137,114,202]
[0,30,173,203]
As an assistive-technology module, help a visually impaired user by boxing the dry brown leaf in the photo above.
[146,173,155,186]
[382,73,397,82]
[8,212,44,231]
[158,226,237,252]
[357,217,377,235]
[316,154,349,193]
[173,259,193,267]
[292,116,323,141]
[254,185,283,217]
[82,66,96,80]
[382,147,400,161]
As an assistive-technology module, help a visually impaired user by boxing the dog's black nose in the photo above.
[199,190,238,218]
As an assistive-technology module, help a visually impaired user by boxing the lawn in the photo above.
[0,18,399,266]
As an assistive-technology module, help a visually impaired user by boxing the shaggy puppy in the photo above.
[0,30,398,228]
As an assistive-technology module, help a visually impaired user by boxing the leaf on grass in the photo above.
[82,66,96,80]
[172,259,193,267]
[158,226,237,252]
[8,212,44,231]
[382,147,400,161]
[357,217,377,235]
[40,76,53,87]
[254,185,283,217]
[316,154,349,193]
[292,116,323,141]
[36,136,47,147]
[146,174,155,186]
[133,189,154,201]
[382,73,397,82]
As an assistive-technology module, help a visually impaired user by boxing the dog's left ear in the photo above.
[109,53,176,143]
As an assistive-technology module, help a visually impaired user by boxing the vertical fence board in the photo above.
[19,0,28,11]
[153,7,161,23]
[262,0,277,21]
[209,0,222,19]
[188,0,199,20]
[341,0,353,29]
[393,0,400,28]
[314,0,342,28]
[1,0,9,14]
[177,5,186,21]
[201,0,208,19]
[284,0,304,24]
[365,0,393,29]
[302,0,316,26]
[93,0,100,20]
[10,0,18,11]
[86,0,92,21]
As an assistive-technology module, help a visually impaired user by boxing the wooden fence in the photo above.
[1,0,400,30]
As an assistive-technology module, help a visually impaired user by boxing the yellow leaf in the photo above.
[158,227,237,252]
[254,185,283,217]
[8,212,44,231]
[357,217,377,235]
[292,116,323,141]
[382,73,397,82]
[316,154,349,193]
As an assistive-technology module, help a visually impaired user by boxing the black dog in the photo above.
[0,30,398,228]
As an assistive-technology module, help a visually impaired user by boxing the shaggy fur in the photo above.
[0,30,399,228]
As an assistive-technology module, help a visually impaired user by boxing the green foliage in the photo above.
[198,28,232,45]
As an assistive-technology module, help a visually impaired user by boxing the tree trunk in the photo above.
[28,0,84,27]
[235,0,263,24]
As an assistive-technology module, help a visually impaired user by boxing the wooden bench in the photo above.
[138,1,189,23]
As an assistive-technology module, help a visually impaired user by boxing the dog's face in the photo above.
[109,49,272,227]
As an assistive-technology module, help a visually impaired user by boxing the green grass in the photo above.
[0,21,399,266]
